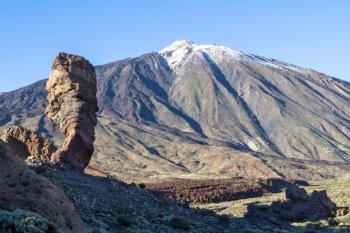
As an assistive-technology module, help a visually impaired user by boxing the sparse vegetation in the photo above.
[138,183,146,189]
[169,216,190,230]
[117,215,134,227]
[0,209,59,233]
[327,218,340,227]
[218,214,231,225]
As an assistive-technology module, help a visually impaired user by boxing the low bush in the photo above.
[169,216,190,230]
[0,209,59,233]
[117,215,134,227]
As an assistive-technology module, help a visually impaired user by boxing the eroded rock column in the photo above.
[46,53,98,170]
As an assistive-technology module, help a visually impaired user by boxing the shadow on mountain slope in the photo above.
[35,164,350,233]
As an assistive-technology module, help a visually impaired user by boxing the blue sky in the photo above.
[1,0,349,92]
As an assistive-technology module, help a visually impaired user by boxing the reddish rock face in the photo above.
[0,139,86,233]
[0,125,55,162]
[46,53,98,170]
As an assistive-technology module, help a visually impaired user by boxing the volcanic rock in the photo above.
[309,190,337,212]
[145,178,269,204]
[46,52,98,170]
[285,184,308,201]
[245,185,340,226]
[336,207,349,217]
[0,139,86,233]
[0,125,55,162]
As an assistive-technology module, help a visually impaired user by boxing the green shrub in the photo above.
[117,215,134,227]
[169,217,190,230]
[240,230,257,233]
[0,209,60,233]
[294,211,306,221]
[138,183,146,189]
[218,214,231,225]
[303,230,318,233]
[327,218,339,226]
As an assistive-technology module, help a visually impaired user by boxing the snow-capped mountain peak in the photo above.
[159,40,309,73]
[159,40,244,70]
[159,40,195,70]
[159,39,194,54]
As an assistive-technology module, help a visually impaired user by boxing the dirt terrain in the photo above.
[145,177,272,204]
[42,166,350,232]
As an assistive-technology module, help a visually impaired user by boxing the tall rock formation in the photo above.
[46,53,98,170]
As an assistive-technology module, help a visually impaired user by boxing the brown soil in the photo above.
[85,165,109,178]
[145,177,270,204]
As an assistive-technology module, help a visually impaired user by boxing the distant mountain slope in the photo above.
[1,40,350,180]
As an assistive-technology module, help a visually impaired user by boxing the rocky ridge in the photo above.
[0,125,55,162]
[0,138,85,233]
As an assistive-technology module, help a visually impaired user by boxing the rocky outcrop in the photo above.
[0,125,55,162]
[0,139,86,233]
[245,185,348,226]
[46,53,98,170]
[0,53,98,232]
[285,184,308,201]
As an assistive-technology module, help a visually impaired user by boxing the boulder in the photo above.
[285,184,308,201]
[309,190,337,212]
[46,52,98,170]
[245,185,341,225]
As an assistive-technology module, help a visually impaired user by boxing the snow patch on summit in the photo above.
[197,45,243,64]
[159,40,243,71]
[159,40,194,70]
[245,54,281,69]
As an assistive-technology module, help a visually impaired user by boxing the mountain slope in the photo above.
[1,40,350,181]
